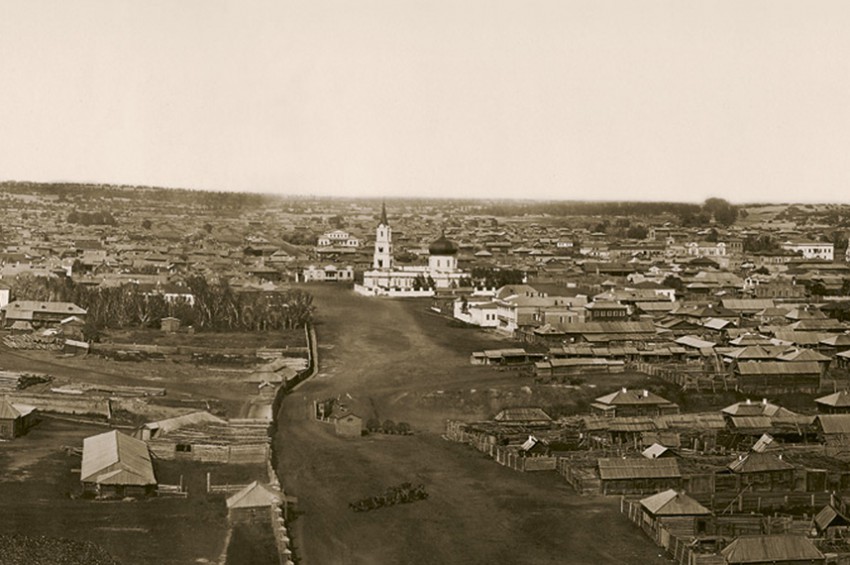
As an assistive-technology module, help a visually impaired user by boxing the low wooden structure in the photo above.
[720,534,825,564]
[226,481,281,524]
[724,452,796,492]
[80,430,157,497]
[815,391,850,414]
[638,489,712,541]
[591,388,680,418]
[0,400,36,439]
[139,412,271,464]
[734,361,821,395]
[597,457,682,495]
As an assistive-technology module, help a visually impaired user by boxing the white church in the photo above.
[354,204,469,297]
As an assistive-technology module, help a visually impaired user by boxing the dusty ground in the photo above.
[0,329,295,564]
[0,417,235,565]
[105,328,306,349]
[274,285,670,565]
[0,330,305,417]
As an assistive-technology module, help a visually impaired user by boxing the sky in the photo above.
[1,0,849,203]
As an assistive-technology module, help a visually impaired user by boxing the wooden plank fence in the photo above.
[620,498,731,565]
[691,490,833,514]
[630,362,732,392]
[556,458,601,494]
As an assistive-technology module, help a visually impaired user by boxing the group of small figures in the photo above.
[348,482,429,512]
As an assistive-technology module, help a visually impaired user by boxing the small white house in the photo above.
[317,230,361,248]
[301,265,354,283]
[453,298,499,328]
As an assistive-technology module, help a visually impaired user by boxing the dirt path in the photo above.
[274,286,669,565]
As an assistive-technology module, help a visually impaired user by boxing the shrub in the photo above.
[366,418,382,432]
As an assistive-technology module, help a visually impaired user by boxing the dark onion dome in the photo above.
[429,233,458,256]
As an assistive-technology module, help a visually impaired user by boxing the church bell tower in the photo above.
[373,202,393,270]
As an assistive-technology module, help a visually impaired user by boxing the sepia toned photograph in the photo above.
[1,1,850,564]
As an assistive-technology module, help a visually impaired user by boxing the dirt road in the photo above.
[274,286,669,565]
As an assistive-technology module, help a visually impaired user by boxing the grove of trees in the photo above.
[10,274,314,339]
[67,210,117,226]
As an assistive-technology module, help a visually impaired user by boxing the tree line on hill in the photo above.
[10,274,314,339]
[1,181,278,212]
[478,198,739,227]
[66,210,117,226]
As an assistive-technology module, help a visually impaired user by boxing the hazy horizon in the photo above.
[2,1,849,203]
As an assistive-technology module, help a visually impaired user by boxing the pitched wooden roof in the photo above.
[727,452,795,474]
[226,481,280,510]
[816,390,850,408]
[640,489,710,516]
[494,407,552,423]
[597,457,681,480]
[594,388,674,407]
[817,414,850,435]
[720,535,823,563]
[81,430,156,486]
[736,361,821,376]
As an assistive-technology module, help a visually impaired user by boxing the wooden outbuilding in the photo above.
[724,452,796,492]
[814,504,850,539]
[815,414,850,447]
[734,361,821,395]
[597,457,682,495]
[0,400,36,439]
[226,481,280,524]
[80,430,157,497]
[160,317,181,333]
[493,407,552,425]
[815,391,850,414]
[639,489,711,541]
[720,534,825,564]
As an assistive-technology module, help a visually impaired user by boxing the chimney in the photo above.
[762,398,767,405]
[621,387,628,394]
[643,390,649,398]
[746,399,752,405]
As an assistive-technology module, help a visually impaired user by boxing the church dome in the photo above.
[429,234,458,256]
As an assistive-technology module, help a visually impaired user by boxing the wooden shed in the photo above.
[139,412,271,464]
[814,504,850,539]
[815,391,850,414]
[639,489,711,542]
[160,316,181,333]
[80,430,157,498]
[226,481,280,524]
[0,400,36,439]
[597,457,682,495]
[493,407,552,425]
[815,414,850,447]
[734,362,821,395]
[720,534,825,564]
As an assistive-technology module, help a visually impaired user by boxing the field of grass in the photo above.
[274,285,670,565]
